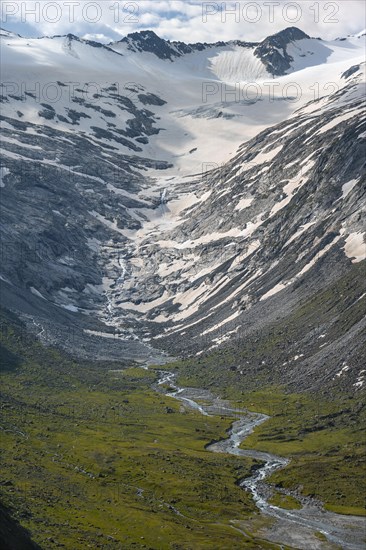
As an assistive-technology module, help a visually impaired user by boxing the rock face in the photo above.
[118,27,316,75]
[120,30,181,60]
[0,26,365,388]
[119,30,257,61]
[254,27,310,75]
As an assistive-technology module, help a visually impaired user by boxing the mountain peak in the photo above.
[254,26,310,75]
[133,30,159,38]
[271,26,310,41]
[120,29,179,60]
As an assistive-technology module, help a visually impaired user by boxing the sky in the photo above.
[1,0,365,44]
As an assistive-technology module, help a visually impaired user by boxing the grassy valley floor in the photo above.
[1,307,365,548]
[0,310,283,549]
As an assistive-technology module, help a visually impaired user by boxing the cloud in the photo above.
[1,0,365,43]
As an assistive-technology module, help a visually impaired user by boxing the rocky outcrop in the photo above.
[254,27,310,75]
[118,27,313,75]
[0,503,41,550]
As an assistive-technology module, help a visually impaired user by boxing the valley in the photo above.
[0,308,365,548]
[0,23,365,549]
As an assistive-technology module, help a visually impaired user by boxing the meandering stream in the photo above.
[156,370,366,550]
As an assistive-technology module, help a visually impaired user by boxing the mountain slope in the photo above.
[106,62,365,391]
[0,27,365,389]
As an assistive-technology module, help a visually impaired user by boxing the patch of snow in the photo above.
[354,370,365,389]
[344,232,366,263]
[335,363,350,377]
[283,222,316,248]
[342,179,359,199]
[260,282,288,301]
[354,292,366,304]
[119,291,171,313]
[30,287,46,300]
[295,235,342,275]
[316,108,363,134]
[84,329,127,340]
[156,227,255,249]
[234,197,254,211]
[229,241,261,270]
[0,274,13,284]
[200,310,241,336]
[250,145,283,166]
[212,325,241,346]
[61,304,79,312]
[270,161,315,217]
[210,268,262,312]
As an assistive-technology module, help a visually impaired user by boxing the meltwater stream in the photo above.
[156,370,366,550]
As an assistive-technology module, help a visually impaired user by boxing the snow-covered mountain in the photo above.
[0,27,365,385]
